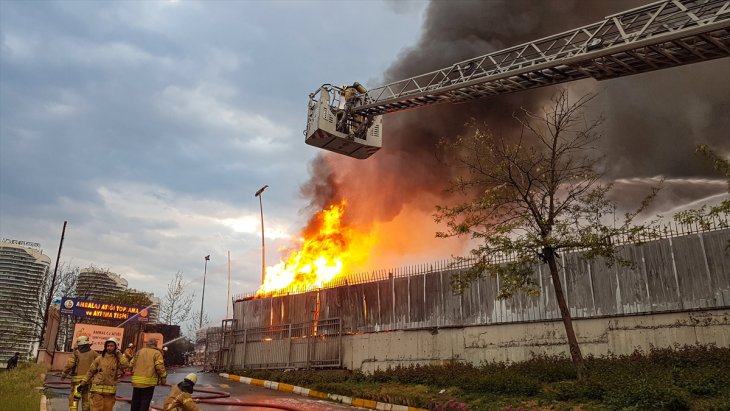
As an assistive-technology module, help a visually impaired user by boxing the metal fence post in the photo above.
[306,322,311,368]
[242,330,247,369]
[287,323,292,368]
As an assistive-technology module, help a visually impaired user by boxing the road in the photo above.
[46,367,360,410]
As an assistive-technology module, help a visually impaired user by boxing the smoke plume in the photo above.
[300,0,730,269]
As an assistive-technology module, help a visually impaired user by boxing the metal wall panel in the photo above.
[231,228,730,337]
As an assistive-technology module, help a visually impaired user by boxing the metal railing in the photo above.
[233,214,728,300]
[355,0,730,116]
[219,318,341,371]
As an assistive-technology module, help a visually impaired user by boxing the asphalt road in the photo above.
[46,367,360,411]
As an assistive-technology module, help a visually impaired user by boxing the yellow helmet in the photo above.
[184,373,198,384]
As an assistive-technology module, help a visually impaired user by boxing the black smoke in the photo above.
[302,0,729,228]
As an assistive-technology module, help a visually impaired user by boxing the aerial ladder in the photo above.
[305,0,730,159]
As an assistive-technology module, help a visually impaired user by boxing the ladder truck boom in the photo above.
[305,0,730,159]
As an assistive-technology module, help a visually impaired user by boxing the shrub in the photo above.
[467,373,541,396]
[552,379,605,401]
[672,367,728,397]
[604,380,690,411]
[509,355,576,383]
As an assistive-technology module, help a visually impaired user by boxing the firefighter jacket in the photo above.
[162,384,200,411]
[82,352,129,395]
[130,347,167,388]
[63,346,99,383]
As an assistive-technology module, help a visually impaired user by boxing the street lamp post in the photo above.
[255,185,269,284]
[199,255,210,329]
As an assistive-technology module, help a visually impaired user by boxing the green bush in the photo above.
[508,355,576,383]
[552,379,605,401]
[604,380,690,411]
[230,344,730,410]
[672,367,728,397]
[466,373,540,396]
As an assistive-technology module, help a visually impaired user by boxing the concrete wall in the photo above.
[344,308,730,373]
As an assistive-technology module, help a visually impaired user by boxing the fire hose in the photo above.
[45,375,303,410]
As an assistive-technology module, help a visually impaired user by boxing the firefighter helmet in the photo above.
[77,336,90,345]
[105,337,119,348]
[184,373,198,384]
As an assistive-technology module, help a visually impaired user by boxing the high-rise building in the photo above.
[75,267,128,300]
[0,239,51,366]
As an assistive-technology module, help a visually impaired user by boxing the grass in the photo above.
[0,363,49,411]
[230,344,730,411]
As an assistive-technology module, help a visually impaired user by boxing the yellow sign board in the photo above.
[72,324,125,351]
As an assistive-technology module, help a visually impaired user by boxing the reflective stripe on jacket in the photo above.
[89,384,117,394]
[163,384,200,411]
[64,348,98,382]
[83,352,129,394]
[131,347,166,388]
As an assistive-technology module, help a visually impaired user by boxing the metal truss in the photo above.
[355,0,730,117]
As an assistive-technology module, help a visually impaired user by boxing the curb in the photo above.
[40,394,48,411]
[220,373,427,411]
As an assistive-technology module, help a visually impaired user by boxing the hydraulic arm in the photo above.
[305,0,730,159]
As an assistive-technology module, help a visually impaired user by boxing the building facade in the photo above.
[75,267,128,300]
[0,239,51,366]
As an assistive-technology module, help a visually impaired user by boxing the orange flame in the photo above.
[257,200,373,296]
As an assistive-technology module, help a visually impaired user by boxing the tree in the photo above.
[435,90,659,380]
[673,144,729,237]
[108,289,154,308]
[186,310,210,341]
[158,271,195,326]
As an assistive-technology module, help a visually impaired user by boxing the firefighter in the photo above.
[338,82,369,136]
[124,343,135,361]
[79,337,129,411]
[130,337,167,411]
[341,82,367,105]
[62,336,99,411]
[162,373,201,411]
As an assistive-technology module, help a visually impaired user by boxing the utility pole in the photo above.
[38,221,67,355]
[255,185,269,284]
[199,255,210,329]
[226,250,231,319]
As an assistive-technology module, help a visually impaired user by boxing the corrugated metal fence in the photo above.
[225,223,729,370]
[217,318,341,370]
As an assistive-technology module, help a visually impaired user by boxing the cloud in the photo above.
[157,83,292,150]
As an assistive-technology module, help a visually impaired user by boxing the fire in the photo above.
[257,200,373,296]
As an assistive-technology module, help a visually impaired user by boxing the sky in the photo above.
[0,0,428,325]
[1,0,728,330]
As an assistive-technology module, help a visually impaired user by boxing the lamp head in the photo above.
[255,185,269,197]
